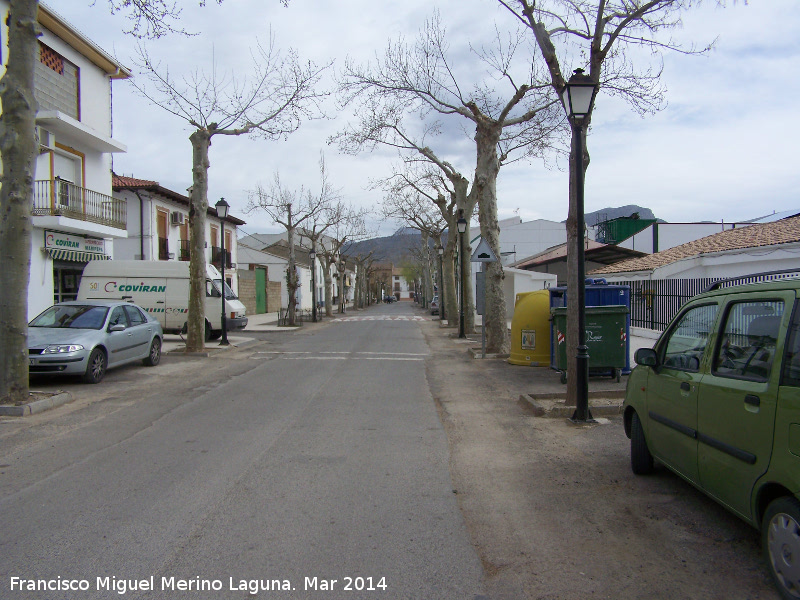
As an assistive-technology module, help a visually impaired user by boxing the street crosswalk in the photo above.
[330,315,429,322]
[251,351,428,361]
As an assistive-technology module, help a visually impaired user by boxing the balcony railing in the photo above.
[178,239,190,261]
[33,179,126,230]
[211,246,232,269]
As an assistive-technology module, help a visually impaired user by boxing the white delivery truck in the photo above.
[78,260,247,340]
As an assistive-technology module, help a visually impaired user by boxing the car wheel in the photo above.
[204,320,212,342]
[143,337,161,366]
[82,348,107,384]
[630,411,654,475]
[762,496,800,600]
[209,330,222,340]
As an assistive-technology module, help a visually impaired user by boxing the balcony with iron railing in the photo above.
[211,246,232,269]
[33,179,126,230]
[178,239,190,261]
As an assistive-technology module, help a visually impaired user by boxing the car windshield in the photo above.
[212,279,238,300]
[29,305,109,330]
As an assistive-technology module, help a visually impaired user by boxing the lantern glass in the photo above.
[562,68,597,120]
[457,218,467,234]
[215,198,230,219]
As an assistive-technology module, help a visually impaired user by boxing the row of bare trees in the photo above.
[0,0,716,405]
[332,1,714,407]
[245,155,372,325]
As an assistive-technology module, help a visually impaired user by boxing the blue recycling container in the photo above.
[549,279,632,374]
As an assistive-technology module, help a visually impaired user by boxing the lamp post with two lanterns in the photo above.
[561,68,599,423]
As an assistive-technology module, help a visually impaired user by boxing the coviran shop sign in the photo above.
[45,230,106,255]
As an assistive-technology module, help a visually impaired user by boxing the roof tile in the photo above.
[592,216,800,274]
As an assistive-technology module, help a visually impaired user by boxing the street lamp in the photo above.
[214,197,230,346]
[563,68,598,422]
[457,211,468,339]
[309,247,317,322]
[436,245,445,321]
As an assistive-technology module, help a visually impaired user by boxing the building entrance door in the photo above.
[53,261,85,304]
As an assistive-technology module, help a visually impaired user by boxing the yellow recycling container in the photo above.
[508,289,551,366]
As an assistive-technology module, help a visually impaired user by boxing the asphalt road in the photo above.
[1,300,782,600]
[0,302,485,599]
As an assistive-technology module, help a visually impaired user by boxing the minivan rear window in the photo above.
[782,301,800,387]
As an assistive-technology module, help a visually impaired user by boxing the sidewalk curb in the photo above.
[467,348,511,359]
[0,391,73,416]
[519,390,625,418]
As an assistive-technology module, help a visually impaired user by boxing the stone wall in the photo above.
[238,270,257,315]
[267,281,282,314]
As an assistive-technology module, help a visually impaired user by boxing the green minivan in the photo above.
[623,277,800,599]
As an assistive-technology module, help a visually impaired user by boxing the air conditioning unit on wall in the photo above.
[170,211,185,225]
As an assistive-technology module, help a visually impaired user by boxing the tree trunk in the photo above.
[442,237,457,327]
[420,231,431,308]
[0,0,38,404]
[287,217,297,326]
[186,129,211,352]
[474,123,509,354]
[460,219,476,335]
[323,257,334,317]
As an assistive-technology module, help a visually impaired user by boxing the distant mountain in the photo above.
[346,230,435,265]
[583,205,657,227]
[347,205,658,265]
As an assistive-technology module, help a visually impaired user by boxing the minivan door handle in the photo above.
[744,395,760,408]
[680,382,691,392]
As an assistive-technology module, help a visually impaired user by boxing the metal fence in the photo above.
[611,271,800,331]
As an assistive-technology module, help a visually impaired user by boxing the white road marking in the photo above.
[251,350,428,361]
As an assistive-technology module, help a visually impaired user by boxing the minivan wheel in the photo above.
[82,348,107,384]
[762,497,800,600]
[630,411,654,475]
[143,337,161,366]
[204,321,212,342]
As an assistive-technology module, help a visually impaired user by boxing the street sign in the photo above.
[470,239,498,263]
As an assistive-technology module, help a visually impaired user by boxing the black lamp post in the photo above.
[437,244,445,321]
[309,247,317,322]
[562,68,598,422]
[457,211,468,338]
[214,197,230,346]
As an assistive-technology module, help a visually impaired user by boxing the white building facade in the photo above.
[111,176,244,294]
[11,3,131,319]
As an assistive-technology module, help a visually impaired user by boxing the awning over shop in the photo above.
[46,248,111,262]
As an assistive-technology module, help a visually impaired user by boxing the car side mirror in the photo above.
[634,347,658,367]
[109,324,126,332]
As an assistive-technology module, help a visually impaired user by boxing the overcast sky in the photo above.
[55,0,800,237]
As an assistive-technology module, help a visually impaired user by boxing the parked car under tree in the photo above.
[28,300,163,384]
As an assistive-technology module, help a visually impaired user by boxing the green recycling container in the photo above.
[551,305,629,383]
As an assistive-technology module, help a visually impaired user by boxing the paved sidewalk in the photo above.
[436,309,663,418]
[161,311,294,354]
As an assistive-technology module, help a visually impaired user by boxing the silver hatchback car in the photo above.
[28,301,163,384]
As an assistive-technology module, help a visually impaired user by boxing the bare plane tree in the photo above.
[132,37,329,349]
[317,207,372,317]
[0,0,247,403]
[247,165,331,327]
[500,0,714,405]
[336,11,563,354]
[380,182,448,310]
